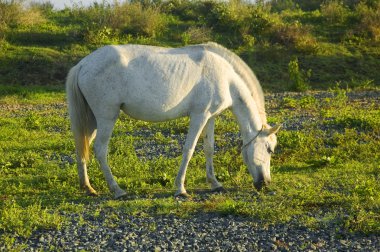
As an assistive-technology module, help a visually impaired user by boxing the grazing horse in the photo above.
[66,42,281,198]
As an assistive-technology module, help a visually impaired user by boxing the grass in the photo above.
[0,85,379,248]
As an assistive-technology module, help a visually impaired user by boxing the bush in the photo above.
[70,1,166,43]
[161,0,200,21]
[115,2,166,37]
[320,0,350,24]
[201,0,275,46]
[0,0,23,28]
[181,26,212,45]
[293,0,324,11]
[288,57,311,91]
[270,0,299,12]
[354,2,380,41]
[29,1,54,15]
[0,0,46,28]
[270,21,319,53]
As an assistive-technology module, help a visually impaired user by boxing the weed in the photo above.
[328,83,348,107]
[0,201,63,238]
[288,57,311,91]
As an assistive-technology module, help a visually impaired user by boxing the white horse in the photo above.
[66,42,281,198]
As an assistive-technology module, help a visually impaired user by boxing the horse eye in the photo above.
[266,143,273,154]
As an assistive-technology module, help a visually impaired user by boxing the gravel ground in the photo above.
[2,90,380,251]
[11,209,380,251]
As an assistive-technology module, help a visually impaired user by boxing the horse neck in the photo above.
[203,42,267,126]
[231,86,263,144]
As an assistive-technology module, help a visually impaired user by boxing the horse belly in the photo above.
[121,101,188,122]
[121,77,194,122]
[120,54,201,121]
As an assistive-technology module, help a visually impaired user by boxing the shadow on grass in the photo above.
[275,160,329,174]
[0,85,65,99]
[7,31,77,47]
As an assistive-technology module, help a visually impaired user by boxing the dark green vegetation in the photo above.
[1,0,380,90]
[0,0,379,248]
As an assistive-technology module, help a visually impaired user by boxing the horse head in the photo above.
[242,124,281,191]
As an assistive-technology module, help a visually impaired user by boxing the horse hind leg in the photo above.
[93,116,127,199]
[203,118,224,192]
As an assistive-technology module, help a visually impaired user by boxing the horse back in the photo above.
[76,45,235,122]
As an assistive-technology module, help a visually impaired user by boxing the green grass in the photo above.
[0,86,379,248]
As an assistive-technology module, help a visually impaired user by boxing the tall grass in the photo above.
[70,1,167,44]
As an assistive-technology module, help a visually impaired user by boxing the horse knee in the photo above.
[204,143,214,156]
[93,141,106,159]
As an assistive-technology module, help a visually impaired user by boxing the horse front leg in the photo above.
[175,114,209,197]
[94,117,127,199]
[203,118,224,192]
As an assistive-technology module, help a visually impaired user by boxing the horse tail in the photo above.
[66,64,94,162]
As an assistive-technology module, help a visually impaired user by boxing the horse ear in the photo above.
[264,124,282,136]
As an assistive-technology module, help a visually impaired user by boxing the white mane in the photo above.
[199,42,267,125]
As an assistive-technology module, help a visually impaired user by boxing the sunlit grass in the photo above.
[0,86,379,246]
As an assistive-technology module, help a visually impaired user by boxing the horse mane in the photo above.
[199,42,267,125]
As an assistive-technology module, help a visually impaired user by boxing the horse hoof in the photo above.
[114,190,127,199]
[211,186,227,193]
[175,192,191,199]
[86,187,98,197]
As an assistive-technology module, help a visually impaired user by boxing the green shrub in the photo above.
[320,0,350,24]
[270,0,299,12]
[83,25,118,45]
[70,2,166,42]
[270,21,319,52]
[290,0,322,11]
[0,0,23,28]
[181,26,212,45]
[354,1,380,41]
[288,57,311,91]
[201,0,275,46]
[29,1,54,15]
[116,2,166,37]
[0,0,46,28]
[161,0,200,21]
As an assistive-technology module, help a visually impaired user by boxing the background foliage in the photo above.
[0,0,379,90]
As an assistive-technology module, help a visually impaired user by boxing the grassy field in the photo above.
[0,85,379,247]
[0,0,380,248]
